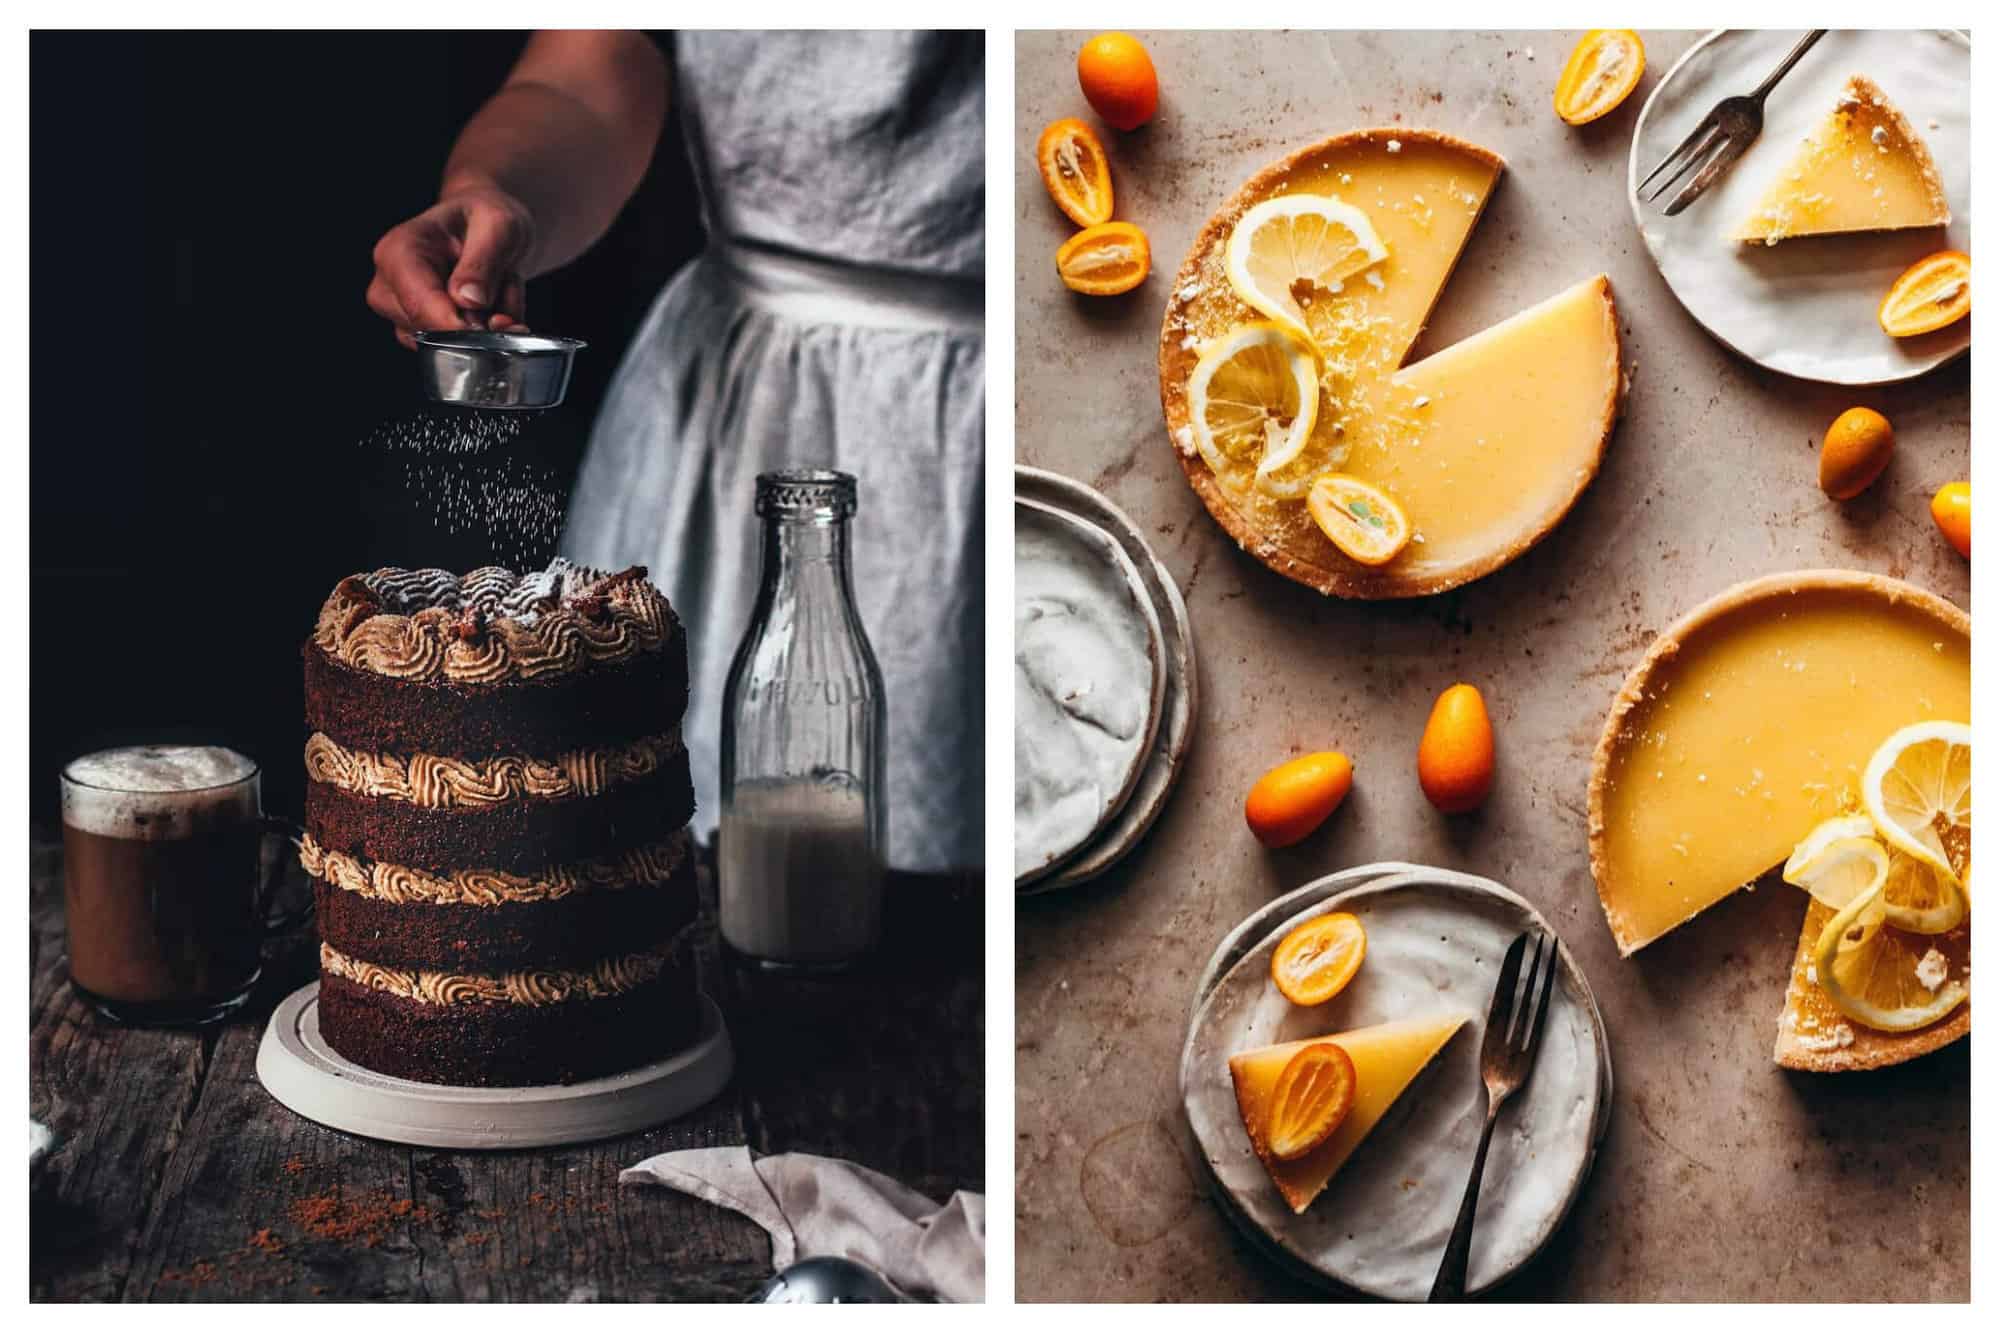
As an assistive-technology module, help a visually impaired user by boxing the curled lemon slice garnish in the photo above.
[1225,195,1388,348]
[1812,882,1967,1032]
[1785,813,1966,934]
[1266,1042,1357,1161]
[1861,721,1971,889]
[1186,323,1320,494]
[1782,826,1887,913]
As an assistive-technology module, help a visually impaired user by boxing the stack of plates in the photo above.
[1015,467,1197,894]
[1179,864,1615,1299]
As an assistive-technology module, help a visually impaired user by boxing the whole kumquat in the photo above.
[1077,32,1159,131]
[1931,482,1970,557]
[1418,683,1495,814]
[1245,750,1353,848]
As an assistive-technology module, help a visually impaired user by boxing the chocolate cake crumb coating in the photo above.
[305,560,703,1087]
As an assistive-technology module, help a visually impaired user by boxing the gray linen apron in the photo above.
[562,31,984,874]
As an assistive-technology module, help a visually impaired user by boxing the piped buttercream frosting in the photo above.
[304,730,683,807]
[312,559,675,684]
[319,940,673,1007]
[300,829,689,905]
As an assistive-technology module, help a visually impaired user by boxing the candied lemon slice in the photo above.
[1270,912,1367,1006]
[1812,884,1968,1032]
[1266,1042,1357,1161]
[1879,250,1970,338]
[1862,721,1971,888]
[1037,118,1114,228]
[1057,221,1150,295]
[1186,323,1320,492]
[1225,195,1388,348]
[1553,30,1645,126]
[1307,473,1411,566]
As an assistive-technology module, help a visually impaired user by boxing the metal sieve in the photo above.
[414,329,587,409]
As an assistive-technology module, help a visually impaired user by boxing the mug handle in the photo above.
[257,814,315,935]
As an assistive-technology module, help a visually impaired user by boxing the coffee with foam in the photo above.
[62,746,258,840]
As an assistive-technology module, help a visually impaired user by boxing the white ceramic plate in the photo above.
[256,984,734,1148]
[1016,467,1198,893]
[1180,869,1610,1300]
[1014,499,1166,886]
[1629,28,1970,384]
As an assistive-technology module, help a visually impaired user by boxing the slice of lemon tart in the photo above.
[1732,75,1950,245]
[1589,571,1970,1071]
[1160,129,1623,599]
[1229,1014,1466,1213]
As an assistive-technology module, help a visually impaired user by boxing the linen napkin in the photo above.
[620,1146,984,1302]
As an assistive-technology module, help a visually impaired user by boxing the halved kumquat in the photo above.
[1270,912,1367,1007]
[1266,1042,1357,1160]
[1307,474,1411,566]
[1878,250,1970,338]
[1036,118,1114,228]
[1553,30,1646,126]
[1056,221,1150,295]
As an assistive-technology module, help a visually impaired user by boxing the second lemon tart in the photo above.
[1589,570,1970,956]
[1159,129,1623,598]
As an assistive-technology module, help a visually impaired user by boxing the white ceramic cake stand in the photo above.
[256,982,733,1149]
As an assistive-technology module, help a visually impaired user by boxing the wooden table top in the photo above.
[30,831,982,1302]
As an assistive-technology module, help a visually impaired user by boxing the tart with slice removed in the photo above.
[1159,129,1623,598]
[1588,570,1970,1071]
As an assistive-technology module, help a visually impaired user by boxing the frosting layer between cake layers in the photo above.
[303,560,702,1087]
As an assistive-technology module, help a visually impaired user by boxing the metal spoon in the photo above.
[749,1256,906,1303]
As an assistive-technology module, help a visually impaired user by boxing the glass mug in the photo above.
[60,745,308,1026]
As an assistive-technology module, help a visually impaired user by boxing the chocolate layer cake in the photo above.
[303,561,700,1086]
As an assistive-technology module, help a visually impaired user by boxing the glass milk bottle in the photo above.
[719,470,887,971]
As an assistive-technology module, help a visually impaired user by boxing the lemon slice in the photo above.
[1861,721,1971,887]
[1225,196,1388,348]
[1782,829,1887,912]
[1784,812,1966,933]
[1880,850,1966,935]
[1186,323,1320,494]
[1812,884,1968,1032]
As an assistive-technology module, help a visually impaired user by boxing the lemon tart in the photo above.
[1732,75,1950,245]
[1160,129,1623,598]
[1228,1014,1465,1214]
[1590,571,1969,956]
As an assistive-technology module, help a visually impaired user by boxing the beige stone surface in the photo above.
[1014,29,1970,1302]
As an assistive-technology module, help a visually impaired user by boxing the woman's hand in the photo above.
[366,184,536,347]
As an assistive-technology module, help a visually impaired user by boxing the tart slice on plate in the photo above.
[1732,75,1950,245]
[1229,1015,1465,1214]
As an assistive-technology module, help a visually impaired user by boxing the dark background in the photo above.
[30,30,702,820]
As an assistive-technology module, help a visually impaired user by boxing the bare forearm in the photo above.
[440,32,669,277]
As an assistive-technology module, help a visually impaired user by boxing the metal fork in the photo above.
[1428,930,1560,1302]
[1637,29,1827,216]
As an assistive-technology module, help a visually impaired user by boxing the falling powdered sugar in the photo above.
[361,410,567,570]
